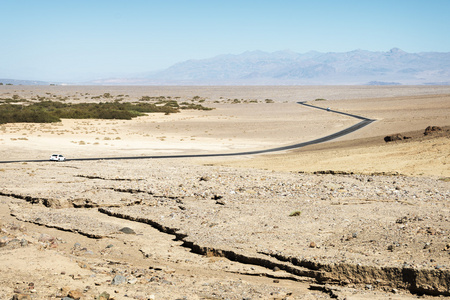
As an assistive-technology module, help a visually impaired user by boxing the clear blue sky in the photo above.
[1,0,449,82]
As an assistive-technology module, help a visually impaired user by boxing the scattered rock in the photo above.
[127,277,137,284]
[118,227,136,234]
[111,274,127,285]
[384,134,405,142]
[11,294,31,300]
[444,243,450,251]
[396,216,408,224]
[199,176,210,181]
[424,126,442,135]
[98,291,110,300]
[68,289,83,300]
[309,241,317,248]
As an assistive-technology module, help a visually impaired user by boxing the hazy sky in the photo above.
[2,0,449,82]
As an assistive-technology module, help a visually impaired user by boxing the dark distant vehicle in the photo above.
[50,154,65,161]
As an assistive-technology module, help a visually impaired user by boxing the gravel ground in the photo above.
[1,158,449,298]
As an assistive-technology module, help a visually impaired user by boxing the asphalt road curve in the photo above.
[0,102,375,164]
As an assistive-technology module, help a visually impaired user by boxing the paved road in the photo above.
[0,102,375,164]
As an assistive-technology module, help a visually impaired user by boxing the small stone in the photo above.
[111,274,127,285]
[12,294,31,300]
[127,277,137,284]
[273,279,280,283]
[392,288,398,294]
[273,266,281,272]
[98,291,110,300]
[0,236,8,247]
[199,176,210,181]
[38,233,54,243]
[68,289,83,300]
[61,286,71,295]
[365,284,373,290]
[309,241,316,248]
[119,227,136,234]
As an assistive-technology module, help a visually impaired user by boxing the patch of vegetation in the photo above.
[439,177,450,182]
[0,101,178,124]
[315,98,327,101]
[265,99,274,103]
[0,99,214,124]
[180,103,213,111]
[289,210,302,217]
[0,98,29,104]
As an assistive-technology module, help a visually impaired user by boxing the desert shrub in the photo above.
[0,98,27,104]
[265,99,274,103]
[180,103,214,111]
[289,210,302,217]
[140,96,152,101]
[0,98,213,124]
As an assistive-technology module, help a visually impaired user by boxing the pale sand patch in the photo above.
[0,102,356,160]
[1,86,449,177]
[214,94,450,177]
[218,135,450,177]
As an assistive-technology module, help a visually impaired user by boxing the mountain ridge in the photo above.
[138,48,450,85]
[2,49,450,85]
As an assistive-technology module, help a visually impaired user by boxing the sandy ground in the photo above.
[0,85,449,299]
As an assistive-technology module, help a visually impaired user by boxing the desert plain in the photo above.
[0,85,449,299]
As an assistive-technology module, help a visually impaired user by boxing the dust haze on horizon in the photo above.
[1,0,449,83]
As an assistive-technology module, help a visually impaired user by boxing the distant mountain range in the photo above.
[0,79,55,85]
[92,48,450,85]
[3,48,450,85]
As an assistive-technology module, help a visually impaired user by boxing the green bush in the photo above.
[0,98,213,124]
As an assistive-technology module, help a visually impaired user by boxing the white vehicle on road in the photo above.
[50,154,66,161]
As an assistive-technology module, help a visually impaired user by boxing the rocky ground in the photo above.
[0,157,449,299]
